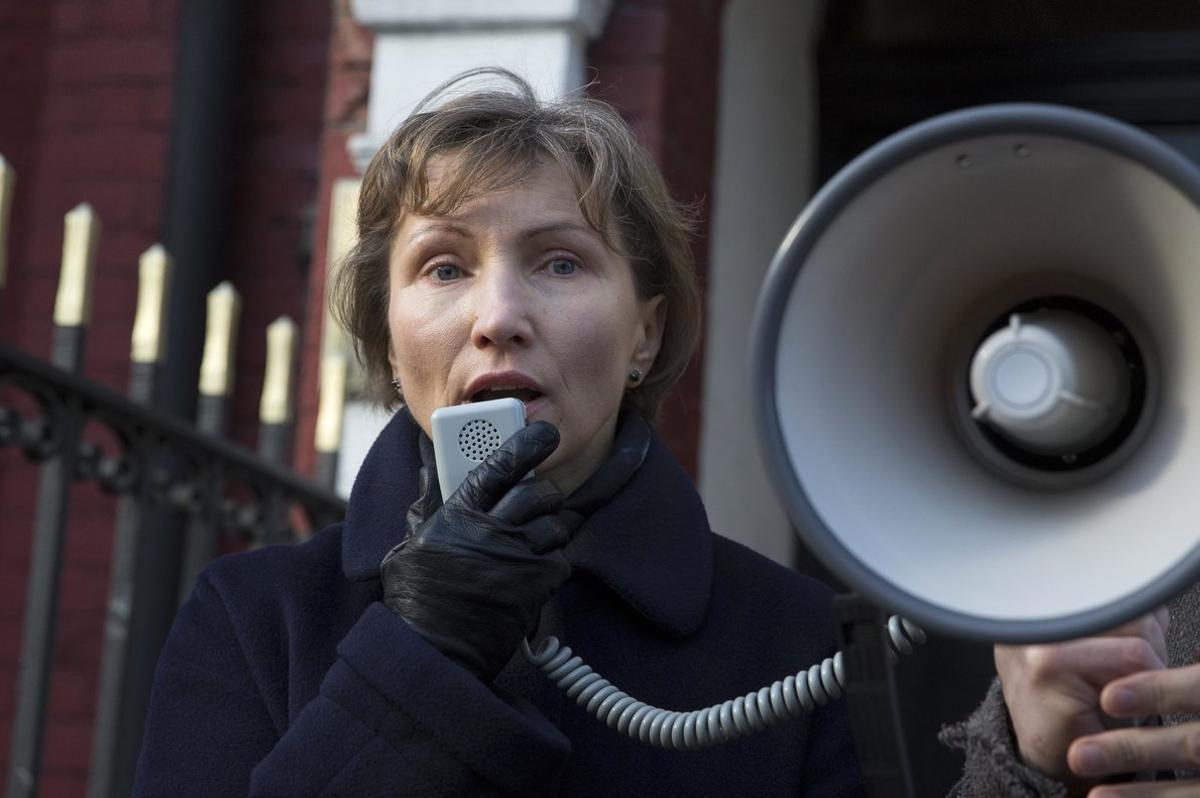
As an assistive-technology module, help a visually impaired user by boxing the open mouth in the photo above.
[468,388,544,404]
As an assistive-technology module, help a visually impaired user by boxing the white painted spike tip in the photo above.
[315,354,348,453]
[131,245,173,364]
[54,203,101,327]
[260,316,298,425]
[0,155,15,289]
[199,282,243,397]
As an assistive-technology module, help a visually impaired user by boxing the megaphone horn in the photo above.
[753,104,1200,643]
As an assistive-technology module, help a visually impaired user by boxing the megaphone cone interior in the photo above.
[753,104,1200,643]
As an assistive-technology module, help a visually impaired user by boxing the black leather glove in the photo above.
[381,421,575,682]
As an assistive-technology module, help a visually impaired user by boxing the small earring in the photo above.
[391,377,403,396]
[627,369,642,385]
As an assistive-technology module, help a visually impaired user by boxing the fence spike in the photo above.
[260,316,297,426]
[321,178,360,357]
[7,200,99,798]
[53,203,101,329]
[0,155,14,290]
[314,354,347,491]
[198,281,242,398]
[315,354,347,454]
[258,317,298,542]
[130,245,173,365]
[90,299,169,798]
[322,178,362,391]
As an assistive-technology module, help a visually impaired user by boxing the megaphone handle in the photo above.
[833,593,915,798]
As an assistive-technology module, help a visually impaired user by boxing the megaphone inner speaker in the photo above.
[755,106,1200,641]
[957,295,1150,484]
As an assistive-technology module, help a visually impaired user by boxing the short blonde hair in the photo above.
[332,68,700,422]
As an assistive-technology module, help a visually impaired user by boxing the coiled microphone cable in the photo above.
[521,615,925,750]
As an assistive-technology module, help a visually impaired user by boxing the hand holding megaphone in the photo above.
[995,608,1169,789]
[1070,659,1200,787]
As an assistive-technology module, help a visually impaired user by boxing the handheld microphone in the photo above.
[430,397,527,502]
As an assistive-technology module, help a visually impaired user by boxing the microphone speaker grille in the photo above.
[459,418,502,461]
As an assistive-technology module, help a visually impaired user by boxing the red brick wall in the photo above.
[656,0,724,475]
[0,12,53,775]
[587,0,725,476]
[0,3,181,793]
[0,1,330,793]
[221,1,332,453]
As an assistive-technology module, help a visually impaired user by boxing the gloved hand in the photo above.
[381,421,574,682]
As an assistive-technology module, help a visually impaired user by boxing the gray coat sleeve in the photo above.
[939,679,1069,798]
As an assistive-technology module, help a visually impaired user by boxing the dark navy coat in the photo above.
[134,411,863,796]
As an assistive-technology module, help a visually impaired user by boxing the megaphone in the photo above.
[753,104,1200,644]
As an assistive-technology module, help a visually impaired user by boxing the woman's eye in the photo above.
[548,258,577,276]
[432,264,461,281]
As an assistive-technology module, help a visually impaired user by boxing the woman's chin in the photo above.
[532,449,567,483]
[534,444,592,495]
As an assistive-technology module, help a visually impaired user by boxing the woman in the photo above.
[945,592,1200,796]
[134,70,862,796]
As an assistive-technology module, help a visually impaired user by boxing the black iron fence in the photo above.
[1,181,349,795]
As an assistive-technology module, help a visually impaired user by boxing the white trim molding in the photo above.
[347,0,614,172]
[700,0,821,565]
[353,0,612,36]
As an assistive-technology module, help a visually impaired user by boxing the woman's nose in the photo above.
[469,267,534,349]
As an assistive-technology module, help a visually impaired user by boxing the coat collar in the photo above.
[341,409,713,637]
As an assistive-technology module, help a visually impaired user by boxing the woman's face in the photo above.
[387,158,664,493]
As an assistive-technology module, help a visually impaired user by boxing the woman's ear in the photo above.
[387,336,400,374]
[632,295,667,374]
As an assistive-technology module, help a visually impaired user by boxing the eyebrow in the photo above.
[408,220,600,245]
[520,221,600,241]
[407,222,472,244]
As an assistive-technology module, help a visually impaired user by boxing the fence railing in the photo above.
[1,161,350,797]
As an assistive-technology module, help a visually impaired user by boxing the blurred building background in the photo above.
[2,0,1200,795]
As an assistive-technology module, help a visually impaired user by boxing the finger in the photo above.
[490,478,563,526]
[452,422,560,511]
[452,522,570,568]
[1069,723,1200,778]
[406,465,444,535]
[415,433,444,511]
[417,430,438,474]
[1102,663,1200,718]
[508,515,571,555]
[1008,636,1166,694]
[1090,780,1200,798]
[1098,612,1169,664]
[1154,604,1170,638]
